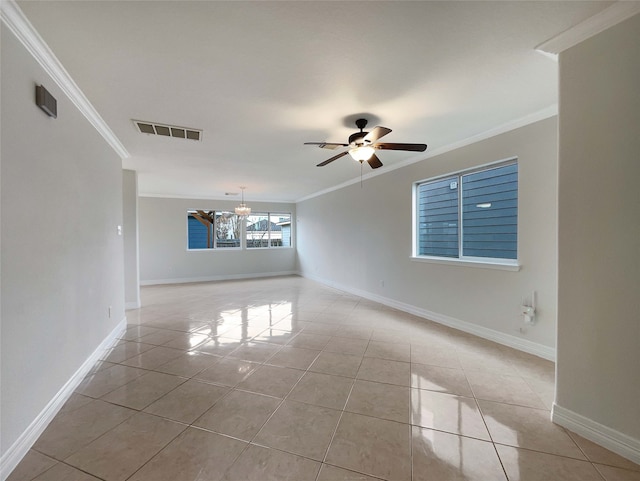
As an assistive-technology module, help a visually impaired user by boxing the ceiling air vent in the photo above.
[133,120,202,141]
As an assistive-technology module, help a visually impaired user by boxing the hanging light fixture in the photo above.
[349,145,376,162]
[235,186,251,217]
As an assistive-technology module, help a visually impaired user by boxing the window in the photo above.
[187,210,292,250]
[415,161,517,262]
[246,213,292,248]
[187,210,240,249]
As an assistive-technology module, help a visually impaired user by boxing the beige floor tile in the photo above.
[194,358,260,387]
[457,351,519,375]
[216,324,268,341]
[161,332,210,350]
[221,444,320,481]
[596,465,640,481]
[364,340,410,363]
[522,376,555,410]
[252,328,300,345]
[65,412,186,481]
[32,463,102,481]
[121,346,185,370]
[336,326,373,340]
[309,351,362,378]
[287,332,332,350]
[288,372,354,410]
[101,371,186,410]
[75,364,147,398]
[236,364,303,398]
[194,390,280,440]
[370,329,411,345]
[465,370,547,409]
[254,400,341,461]
[34,399,135,459]
[345,380,410,424]
[83,360,117,376]
[509,352,555,384]
[101,341,155,363]
[303,313,341,336]
[144,380,230,423]
[192,338,241,357]
[227,341,282,363]
[357,357,411,387]
[324,336,369,356]
[411,390,490,440]
[479,400,586,459]
[411,344,461,368]
[411,364,473,397]
[412,426,507,481]
[497,445,604,481]
[127,427,247,481]
[153,351,221,378]
[137,329,184,346]
[6,450,57,481]
[325,412,411,481]
[57,393,94,414]
[568,432,640,472]
[119,325,159,341]
[316,464,381,481]
[266,346,320,370]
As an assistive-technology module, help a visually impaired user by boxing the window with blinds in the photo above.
[415,161,518,262]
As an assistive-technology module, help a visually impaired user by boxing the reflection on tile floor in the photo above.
[8,276,640,481]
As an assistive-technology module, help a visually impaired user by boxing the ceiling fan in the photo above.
[304,118,427,169]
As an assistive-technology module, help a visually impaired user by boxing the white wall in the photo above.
[1,28,125,459]
[555,13,640,453]
[297,118,558,356]
[123,170,140,308]
[139,196,296,284]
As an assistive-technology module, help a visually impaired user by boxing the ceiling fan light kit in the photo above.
[304,118,427,170]
[349,145,376,162]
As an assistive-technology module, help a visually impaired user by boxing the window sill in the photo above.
[410,256,521,271]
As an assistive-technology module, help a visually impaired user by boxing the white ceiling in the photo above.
[17,0,610,202]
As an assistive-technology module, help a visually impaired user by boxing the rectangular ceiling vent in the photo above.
[133,120,202,141]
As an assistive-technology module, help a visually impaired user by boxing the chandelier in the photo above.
[234,186,251,217]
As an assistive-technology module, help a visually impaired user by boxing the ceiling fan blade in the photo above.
[363,126,392,144]
[304,142,348,150]
[317,150,349,167]
[374,142,427,152]
[367,154,383,169]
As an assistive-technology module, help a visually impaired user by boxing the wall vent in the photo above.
[133,120,202,141]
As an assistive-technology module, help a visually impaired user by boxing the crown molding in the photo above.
[1,0,129,159]
[139,192,296,204]
[536,1,640,55]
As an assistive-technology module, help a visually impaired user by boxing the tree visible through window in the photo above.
[187,210,240,249]
[415,161,517,261]
[187,210,291,250]
[246,213,292,248]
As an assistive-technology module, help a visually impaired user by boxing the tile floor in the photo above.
[8,276,640,481]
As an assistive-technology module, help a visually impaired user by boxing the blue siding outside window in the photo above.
[416,161,518,261]
[462,163,518,259]
[417,176,459,257]
[188,216,211,249]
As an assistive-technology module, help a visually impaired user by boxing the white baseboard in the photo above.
[552,403,640,465]
[300,272,555,361]
[0,317,127,481]
[125,300,141,310]
[140,270,297,286]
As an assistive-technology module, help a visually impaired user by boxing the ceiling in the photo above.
[17,1,610,202]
